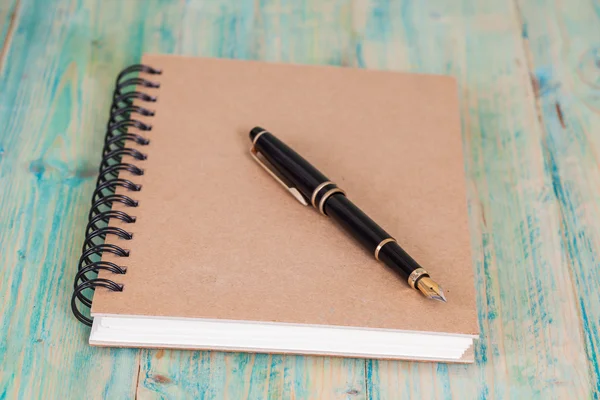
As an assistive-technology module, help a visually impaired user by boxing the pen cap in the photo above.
[248,127,331,201]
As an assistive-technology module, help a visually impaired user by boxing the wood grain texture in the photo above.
[355,1,592,398]
[0,0,145,398]
[517,0,600,397]
[0,0,598,398]
[137,350,365,399]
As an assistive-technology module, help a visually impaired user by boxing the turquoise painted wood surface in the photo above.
[0,0,598,398]
[518,0,600,395]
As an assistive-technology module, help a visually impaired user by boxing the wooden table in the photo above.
[1,0,598,398]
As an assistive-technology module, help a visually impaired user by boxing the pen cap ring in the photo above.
[251,129,268,148]
[318,187,346,215]
[311,181,335,208]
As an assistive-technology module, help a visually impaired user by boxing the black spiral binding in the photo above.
[71,64,162,326]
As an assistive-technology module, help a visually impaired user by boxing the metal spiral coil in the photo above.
[71,64,161,326]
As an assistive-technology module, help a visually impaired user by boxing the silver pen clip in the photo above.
[250,133,308,206]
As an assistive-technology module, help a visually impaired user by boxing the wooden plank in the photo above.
[517,0,600,396]
[1,0,596,398]
[354,0,593,398]
[0,0,155,398]
[137,351,366,399]
[133,1,367,398]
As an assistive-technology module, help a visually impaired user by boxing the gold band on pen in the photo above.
[311,181,334,208]
[251,130,268,148]
[374,238,396,261]
[407,268,429,289]
[318,188,346,215]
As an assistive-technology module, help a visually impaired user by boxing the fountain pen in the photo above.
[249,127,446,302]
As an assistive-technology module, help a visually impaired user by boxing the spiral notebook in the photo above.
[72,54,478,362]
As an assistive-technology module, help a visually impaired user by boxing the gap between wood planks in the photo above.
[135,359,142,399]
[364,360,369,399]
[0,0,21,75]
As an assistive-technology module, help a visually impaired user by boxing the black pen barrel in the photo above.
[324,195,421,279]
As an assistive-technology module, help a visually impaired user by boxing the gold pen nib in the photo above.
[416,277,447,302]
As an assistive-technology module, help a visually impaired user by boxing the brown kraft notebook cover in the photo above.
[91,54,478,360]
